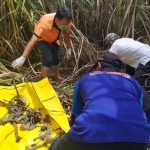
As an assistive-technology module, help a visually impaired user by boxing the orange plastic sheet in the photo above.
[0,78,70,150]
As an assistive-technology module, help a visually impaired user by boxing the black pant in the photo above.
[126,65,135,76]
[133,61,150,86]
[48,133,147,150]
[37,41,60,67]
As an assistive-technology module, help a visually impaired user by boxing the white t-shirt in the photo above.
[109,38,150,68]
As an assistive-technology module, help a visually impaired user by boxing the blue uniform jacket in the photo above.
[68,71,150,143]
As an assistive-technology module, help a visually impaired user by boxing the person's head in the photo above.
[55,7,72,30]
[105,33,120,48]
[91,53,122,72]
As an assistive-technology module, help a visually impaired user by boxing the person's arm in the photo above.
[64,33,71,49]
[109,42,122,56]
[69,80,84,126]
[142,87,150,120]
[22,34,39,58]
[12,34,39,68]
[12,15,44,68]
[63,22,72,49]
[63,22,72,58]
[64,33,72,58]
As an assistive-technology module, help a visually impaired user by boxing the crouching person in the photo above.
[48,53,150,150]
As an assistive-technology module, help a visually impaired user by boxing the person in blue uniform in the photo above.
[48,53,150,150]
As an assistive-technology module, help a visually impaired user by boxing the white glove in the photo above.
[12,56,26,68]
[66,48,71,58]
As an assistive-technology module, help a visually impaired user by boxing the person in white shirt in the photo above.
[105,33,150,86]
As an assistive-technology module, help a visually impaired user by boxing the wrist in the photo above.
[21,55,27,59]
[21,56,26,61]
[67,48,71,51]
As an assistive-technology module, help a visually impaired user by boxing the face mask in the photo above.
[59,25,68,30]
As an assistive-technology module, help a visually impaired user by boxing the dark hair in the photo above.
[55,7,72,21]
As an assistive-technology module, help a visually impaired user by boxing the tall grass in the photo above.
[0,0,149,61]
[0,0,150,112]
[0,0,150,78]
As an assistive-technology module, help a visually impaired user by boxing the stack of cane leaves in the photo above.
[25,114,61,150]
[0,77,62,150]
[0,95,41,142]
[0,95,61,149]
[1,0,150,117]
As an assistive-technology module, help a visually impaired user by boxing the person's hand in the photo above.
[12,56,26,68]
[66,48,71,58]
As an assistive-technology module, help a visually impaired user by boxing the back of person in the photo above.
[69,71,150,143]
[110,38,150,68]
[49,53,150,150]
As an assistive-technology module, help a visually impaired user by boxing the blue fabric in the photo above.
[69,71,150,144]
[139,87,144,106]
[72,80,84,117]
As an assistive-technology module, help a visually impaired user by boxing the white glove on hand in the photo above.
[12,56,26,68]
[66,48,71,58]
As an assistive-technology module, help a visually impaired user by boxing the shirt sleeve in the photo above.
[109,42,122,55]
[71,80,84,117]
[34,16,46,38]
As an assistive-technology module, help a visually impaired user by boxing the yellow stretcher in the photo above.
[0,78,70,150]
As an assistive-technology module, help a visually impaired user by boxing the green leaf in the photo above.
[0,10,16,21]
[54,88,74,93]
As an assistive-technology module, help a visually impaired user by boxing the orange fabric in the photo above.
[34,13,72,44]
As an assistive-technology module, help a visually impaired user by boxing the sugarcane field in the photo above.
[0,0,150,150]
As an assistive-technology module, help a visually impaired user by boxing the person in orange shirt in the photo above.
[12,7,72,81]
